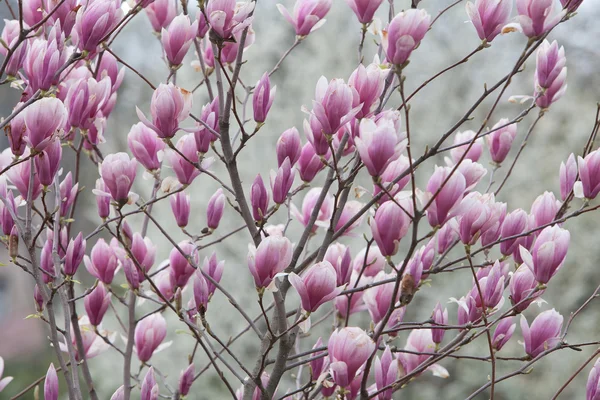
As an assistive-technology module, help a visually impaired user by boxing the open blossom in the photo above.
[356,116,406,178]
[277,0,332,36]
[253,72,276,123]
[465,0,512,42]
[516,0,563,38]
[99,152,137,204]
[520,309,563,357]
[289,261,343,313]
[328,327,375,388]
[206,0,254,40]
[349,62,386,119]
[247,236,293,289]
[23,36,66,94]
[534,40,567,109]
[382,9,431,66]
[74,0,123,53]
[167,134,214,185]
[397,329,448,377]
[137,83,193,139]
[162,14,198,67]
[65,76,111,130]
[61,316,112,360]
[135,313,168,362]
[325,243,352,286]
[520,225,570,284]
[455,192,506,245]
[487,118,517,164]
[203,27,255,66]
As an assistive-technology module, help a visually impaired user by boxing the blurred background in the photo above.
[1,0,600,398]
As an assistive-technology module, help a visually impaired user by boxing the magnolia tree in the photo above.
[0,0,599,398]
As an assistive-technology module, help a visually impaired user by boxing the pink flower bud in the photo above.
[196,10,209,37]
[516,0,562,38]
[6,105,27,156]
[94,179,111,219]
[521,225,570,284]
[487,118,517,164]
[85,283,111,326]
[456,295,482,325]
[247,235,293,289]
[465,0,512,42]
[235,372,270,400]
[44,0,78,36]
[456,159,487,192]
[424,166,466,227]
[276,127,302,167]
[44,363,59,400]
[253,72,276,123]
[33,284,44,312]
[23,36,66,94]
[455,192,505,245]
[431,302,448,344]
[345,0,384,24]
[434,218,458,254]
[40,239,55,283]
[334,200,364,237]
[297,142,327,182]
[110,386,124,400]
[328,327,375,388]
[270,158,294,204]
[471,260,505,310]
[334,273,370,319]
[141,368,159,400]
[0,183,15,236]
[99,152,137,204]
[167,134,213,185]
[291,187,334,232]
[450,130,483,163]
[356,117,406,178]
[137,83,193,139]
[131,234,156,277]
[178,363,195,396]
[6,153,41,200]
[74,0,123,53]
[500,209,531,257]
[169,241,198,287]
[373,155,410,203]
[289,261,343,313]
[371,200,411,257]
[34,139,62,187]
[310,77,361,142]
[1,21,20,54]
[492,317,516,351]
[127,122,165,172]
[84,239,118,284]
[135,313,167,362]
[4,37,28,77]
[65,77,112,129]
[510,264,544,312]
[121,258,139,290]
[170,191,191,228]
[382,9,431,66]
[58,172,78,217]
[206,188,225,230]
[559,153,577,201]
[277,0,332,36]
[97,51,125,92]
[363,271,397,324]
[154,268,176,301]
[561,0,583,11]
[535,40,567,108]
[309,338,329,381]
[206,0,254,40]
[375,346,397,400]
[193,271,210,312]
[22,0,43,26]
[530,191,560,229]
[251,174,270,221]
[146,0,177,31]
[202,27,255,66]
[24,97,67,152]
[587,358,600,400]
[202,253,224,297]
[578,150,600,200]
[64,232,86,276]
[193,97,219,154]
[352,246,385,277]
[520,309,562,357]
[162,14,197,67]
[324,243,352,286]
